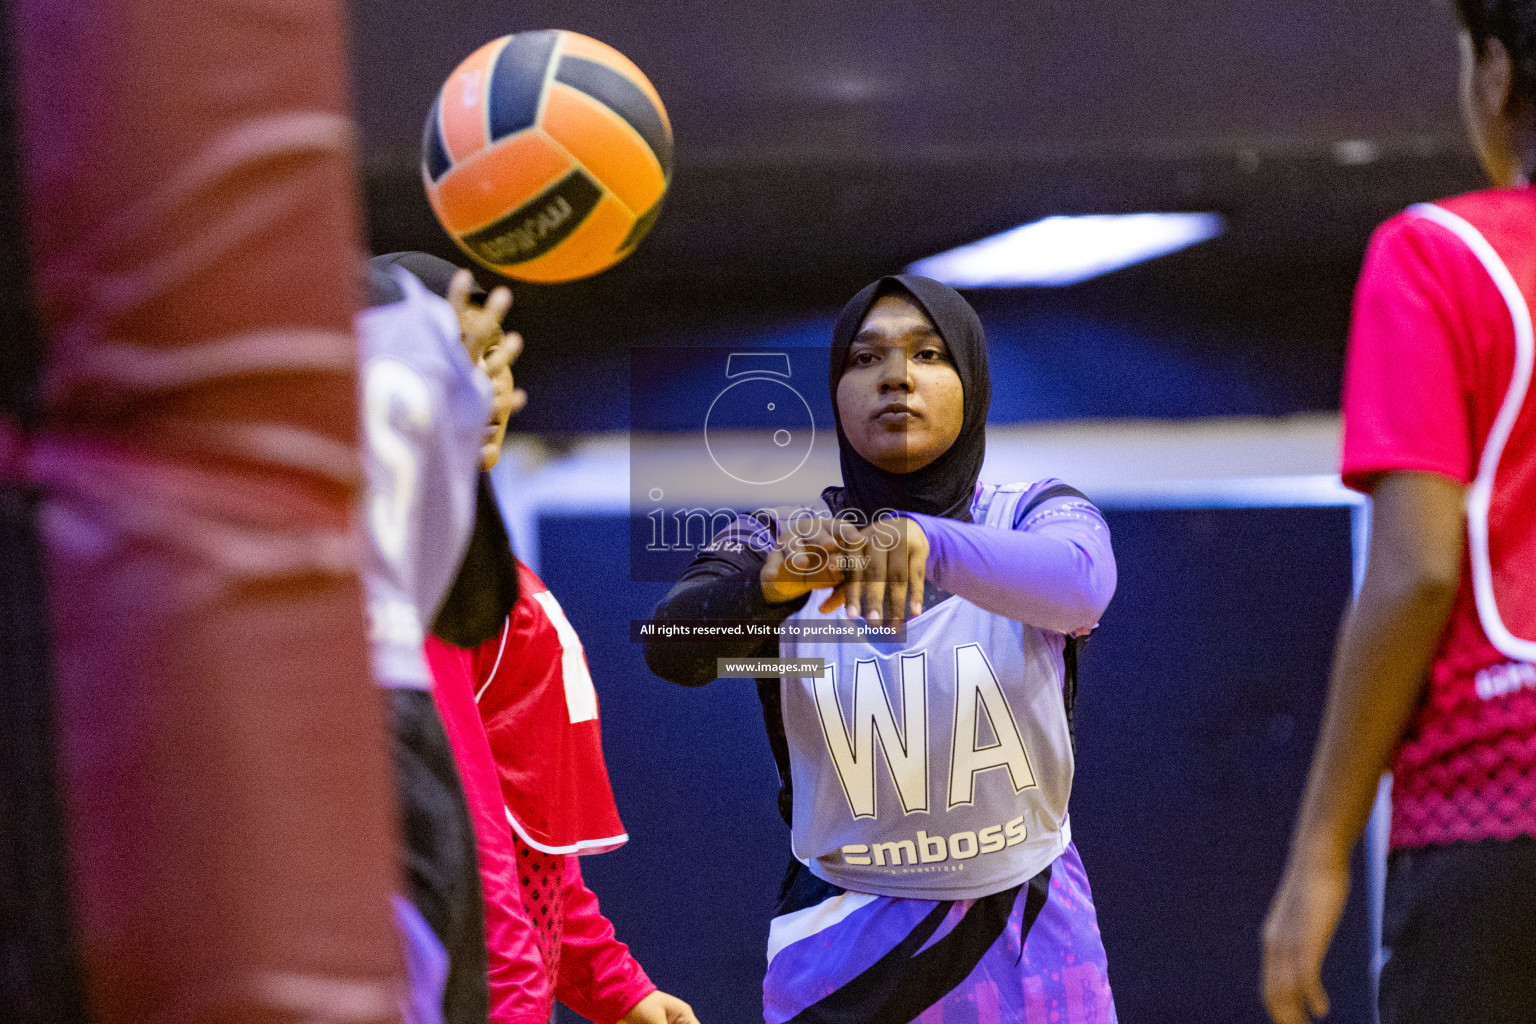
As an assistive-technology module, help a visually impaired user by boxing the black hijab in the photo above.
[823,274,991,523]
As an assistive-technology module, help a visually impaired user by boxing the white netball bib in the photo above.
[1409,203,1536,663]
[779,484,1075,899]
[360,268,491,690]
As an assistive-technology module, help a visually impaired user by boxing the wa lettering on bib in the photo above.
[779,484,1075,899]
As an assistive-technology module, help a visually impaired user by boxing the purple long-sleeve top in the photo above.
[907,481,1116,635]
[644,479,1116,828]
[645,479,1116,690]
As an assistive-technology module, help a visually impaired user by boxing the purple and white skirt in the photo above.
[764,842,1116,1024]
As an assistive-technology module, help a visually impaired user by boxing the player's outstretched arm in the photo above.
[645,513,807,686]
[1261,471,1465,1024]
[621,990,700,1024]
[554,858,704,1024]
[905,496,1116,633]
[447,269,526,469]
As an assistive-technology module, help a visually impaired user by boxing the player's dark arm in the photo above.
[644,515,808,687]
[1293,471,1464,865]
[1262,470,1465,1024]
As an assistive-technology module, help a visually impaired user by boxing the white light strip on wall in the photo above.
[907,213,1225,288]
[489,415,1354,518]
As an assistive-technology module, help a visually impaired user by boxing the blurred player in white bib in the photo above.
[359,256,509,1024]
[375,252,700,1024]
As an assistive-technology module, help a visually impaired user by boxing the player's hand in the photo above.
[620,989,700,1024]
[448,269,526,468]
[479,332,525,425]
[820,515,928,624]
[760,516,859,605]
[1261,848,1349,1024]
[448,269,509,362]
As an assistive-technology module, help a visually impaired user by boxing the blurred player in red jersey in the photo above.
[1263,4,1536,1023]
[378,253,699,1024]
[427,563,701,1024]
[359,254,522,1024]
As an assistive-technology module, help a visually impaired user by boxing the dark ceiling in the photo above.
[350,0,1480,284]
[347,1,1486,429]
[352,0,1468,163]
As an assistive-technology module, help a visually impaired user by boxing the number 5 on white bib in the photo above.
[531,590,598,723]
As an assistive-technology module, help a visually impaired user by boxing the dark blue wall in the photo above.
[1070,507,1369,1024]
[538,504,1370,1024]
[516,295,1347,436]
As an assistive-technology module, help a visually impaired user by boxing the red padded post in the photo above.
[11,1,404,1021]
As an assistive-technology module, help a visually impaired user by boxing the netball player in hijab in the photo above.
[647,276,1119,1023]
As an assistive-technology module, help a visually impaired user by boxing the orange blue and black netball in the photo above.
[422,31,672,283]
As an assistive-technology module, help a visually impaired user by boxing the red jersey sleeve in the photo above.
[553,858,656,1024]
[1340,213,1479,492]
